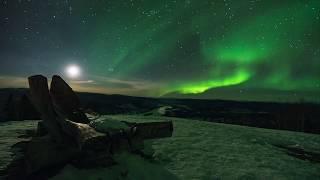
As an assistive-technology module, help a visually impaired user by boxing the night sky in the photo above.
[0,0,319,102]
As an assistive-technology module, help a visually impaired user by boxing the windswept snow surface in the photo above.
[0,120,37,172]
[1,116,319,179]
[86,115,320,179]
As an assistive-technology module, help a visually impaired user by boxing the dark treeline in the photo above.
[1,88,319,134]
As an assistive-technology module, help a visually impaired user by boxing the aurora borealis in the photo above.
[0,0,319,102]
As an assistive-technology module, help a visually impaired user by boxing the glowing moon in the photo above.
[66,65,81,78]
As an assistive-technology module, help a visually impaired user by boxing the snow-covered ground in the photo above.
[1,116,320,179]
[99,115,320,179]
[0,120,38,173]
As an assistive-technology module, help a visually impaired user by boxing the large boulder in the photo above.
[50,75,89,124]
[3,74,173,179]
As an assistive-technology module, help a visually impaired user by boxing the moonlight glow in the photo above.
[0,0,319,102]
[66,65,81,78]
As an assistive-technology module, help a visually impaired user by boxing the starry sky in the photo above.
[0,0,319,102]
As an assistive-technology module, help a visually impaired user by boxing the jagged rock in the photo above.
[4,74,173,179]
[28,75,108,148]
[50,75,89,124]
[28,75,67,143]
[24,136,79,174]
[36,121,48,136]
[123,121,173,139]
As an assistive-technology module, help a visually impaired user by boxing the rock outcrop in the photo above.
[3,75,173,179]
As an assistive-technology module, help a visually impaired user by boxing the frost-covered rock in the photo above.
[90,117,130,133]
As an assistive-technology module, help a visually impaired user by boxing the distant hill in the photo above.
[0,88,319,134]
[163,85,320,103]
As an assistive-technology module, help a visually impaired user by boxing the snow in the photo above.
[89,117,129,133]
[1,116,320,179]
[0,120,38,172]
[51,152,178,180]
[89,115,320,179]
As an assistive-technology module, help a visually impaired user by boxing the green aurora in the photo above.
[0,0,319,101]
[80,0,319,96]
[172,0,320,94]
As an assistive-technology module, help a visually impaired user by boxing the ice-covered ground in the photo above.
[0,120,38,173]
[1,116,320,179]
[98,115,320,179]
